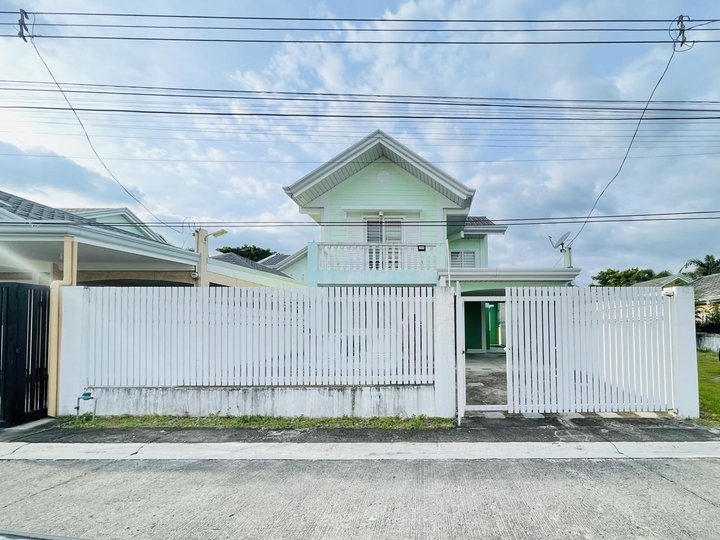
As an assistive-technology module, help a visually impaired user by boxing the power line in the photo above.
[570,20,683,245]
[21,17,179,231]
[3,150,720,164]
[5,22,719,33]
[5,85,720,114]
[4,78,720,106]
[4,33,719,45]
[0,12,715,23]
[4,104,720,121]
[8,212,720,229]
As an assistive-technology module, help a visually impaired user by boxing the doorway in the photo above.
[459,296,508,413]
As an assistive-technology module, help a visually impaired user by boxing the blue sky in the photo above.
[1,0,719,283]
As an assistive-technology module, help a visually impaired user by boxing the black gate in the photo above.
[0,283,50,427]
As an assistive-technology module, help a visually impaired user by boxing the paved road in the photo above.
[1,457,719,539]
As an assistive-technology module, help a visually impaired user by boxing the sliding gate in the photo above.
[0,284,50,427]
[505,287,677,414]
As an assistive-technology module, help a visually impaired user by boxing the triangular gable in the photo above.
[283,130,475,209]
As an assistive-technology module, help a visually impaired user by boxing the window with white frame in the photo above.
[450,250,477,268]
[365,218,402,243]
[365,218,402,269]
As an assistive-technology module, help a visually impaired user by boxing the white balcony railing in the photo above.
[318,243,437,271]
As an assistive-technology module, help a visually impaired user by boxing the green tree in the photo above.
[591,267,668,287]
[684,254,720,279]
[217,244,274,262]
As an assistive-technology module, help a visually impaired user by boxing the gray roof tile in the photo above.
[692,273,720,302]
[464,216,497,227]
[260,253,289,267]
[211,252,289,278]
[0,189,147,239]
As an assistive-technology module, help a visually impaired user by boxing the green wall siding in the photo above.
[464,302,484,350]
[311,158,460,246]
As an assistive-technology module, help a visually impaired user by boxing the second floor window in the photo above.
[365,218,402,243]
[450,250,476,268]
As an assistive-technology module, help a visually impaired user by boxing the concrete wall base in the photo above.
[63,385,454,418]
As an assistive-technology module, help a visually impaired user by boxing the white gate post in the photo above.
[454,282,466,423]
[433,287,457,418]
[58,287,87,416]
[668,286,699,418]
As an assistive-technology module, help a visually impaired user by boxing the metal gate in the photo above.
[505,286,678,414]
[0,283,50,427]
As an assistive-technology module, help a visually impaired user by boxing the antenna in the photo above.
[549,231,570,249]
[548,232,574,268]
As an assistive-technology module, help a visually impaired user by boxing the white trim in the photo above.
[275,246,308,270]
[439,268,581,282]
[206,259,302,286]
[283,130,474,207]
[342,206,423,213]
[0,224,199,266]
[465,404,509,412]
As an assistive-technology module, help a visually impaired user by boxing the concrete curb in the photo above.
[2,441,720,461]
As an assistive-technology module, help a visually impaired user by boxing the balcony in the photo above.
[307,243,439,285]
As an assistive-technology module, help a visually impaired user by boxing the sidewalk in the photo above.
[0,414,718,455]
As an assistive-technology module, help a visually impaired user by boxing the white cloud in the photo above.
[0,0,718,280]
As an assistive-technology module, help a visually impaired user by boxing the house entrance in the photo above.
[455,293,508,418]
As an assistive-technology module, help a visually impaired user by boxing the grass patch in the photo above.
[60,414,455,430]
[698,349,720,427]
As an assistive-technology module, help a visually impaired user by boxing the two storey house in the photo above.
[277,130,580,351]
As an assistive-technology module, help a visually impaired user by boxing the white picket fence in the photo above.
[73,286,435,387]
[505,286,696,414]
[58,286,456,418]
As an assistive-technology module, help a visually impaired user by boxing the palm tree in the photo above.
[685,254,720,279]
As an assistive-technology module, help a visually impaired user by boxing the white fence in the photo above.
[59,286,456,417]
[505,287,698,416]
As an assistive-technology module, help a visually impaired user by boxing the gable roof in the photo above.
[632,274,694,288]
[0,190,148,240]
[283,130,475,209]
[211,252,289,277]
[61,207,166,243]
[691,273,720,302]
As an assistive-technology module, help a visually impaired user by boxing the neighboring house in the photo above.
[692,273,720,324]
[277,130,580,351]
[692,273,720,305]
[632,273,693,288]
[0,189,299,288]
[259,252,290,268]
[211,252,290,279]
[60,207,166,243]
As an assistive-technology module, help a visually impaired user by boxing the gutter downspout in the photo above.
[47,236,78,417]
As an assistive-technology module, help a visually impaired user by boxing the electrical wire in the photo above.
[4,104,720,121]
[7,213,720,229]
[4,33,719,45]
[569,19,684,246]
[23,17,180,231]
[0,12,715,23]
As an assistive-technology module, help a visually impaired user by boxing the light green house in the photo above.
[278,131,580,351]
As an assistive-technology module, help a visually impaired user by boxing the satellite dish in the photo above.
[549,231,571,249]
